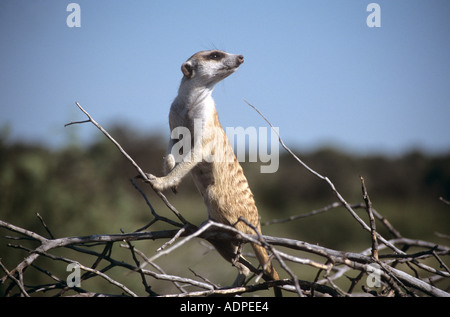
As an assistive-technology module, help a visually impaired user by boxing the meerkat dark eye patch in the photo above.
[208,51,225,60]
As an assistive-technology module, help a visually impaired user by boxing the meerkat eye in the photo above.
[208,51,224,60]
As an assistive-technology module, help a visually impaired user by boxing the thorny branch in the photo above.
[1,101,449,297]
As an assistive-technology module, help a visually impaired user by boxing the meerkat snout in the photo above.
[227,54,244,69]
[228,54,244,67]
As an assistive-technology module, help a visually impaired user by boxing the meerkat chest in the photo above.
[170,98,215,131]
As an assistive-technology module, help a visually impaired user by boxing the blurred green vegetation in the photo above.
[1,125,449,295]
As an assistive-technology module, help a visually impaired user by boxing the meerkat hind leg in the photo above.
[207,239,251,287]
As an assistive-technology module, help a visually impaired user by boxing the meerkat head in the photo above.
[181,50,244,87]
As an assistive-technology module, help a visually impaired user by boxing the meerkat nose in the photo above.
[237,55,244,64]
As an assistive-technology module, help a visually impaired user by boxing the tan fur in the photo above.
[146,50,279,288]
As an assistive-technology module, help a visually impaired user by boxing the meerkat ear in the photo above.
[181,62,194,78]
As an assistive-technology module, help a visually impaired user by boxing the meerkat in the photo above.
[145,50,280,294]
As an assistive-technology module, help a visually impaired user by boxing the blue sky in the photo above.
[1,0,449,155]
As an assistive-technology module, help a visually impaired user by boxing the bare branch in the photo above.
[244,99,404,255]
[439,196,450,205]
[65,102,190,226]
[361,176,378,260]
[263,202,364,226]
[0,259,30,297]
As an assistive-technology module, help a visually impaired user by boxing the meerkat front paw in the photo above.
[143,173,157,181]
[143,173,179,192]
[140,173,163,192]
